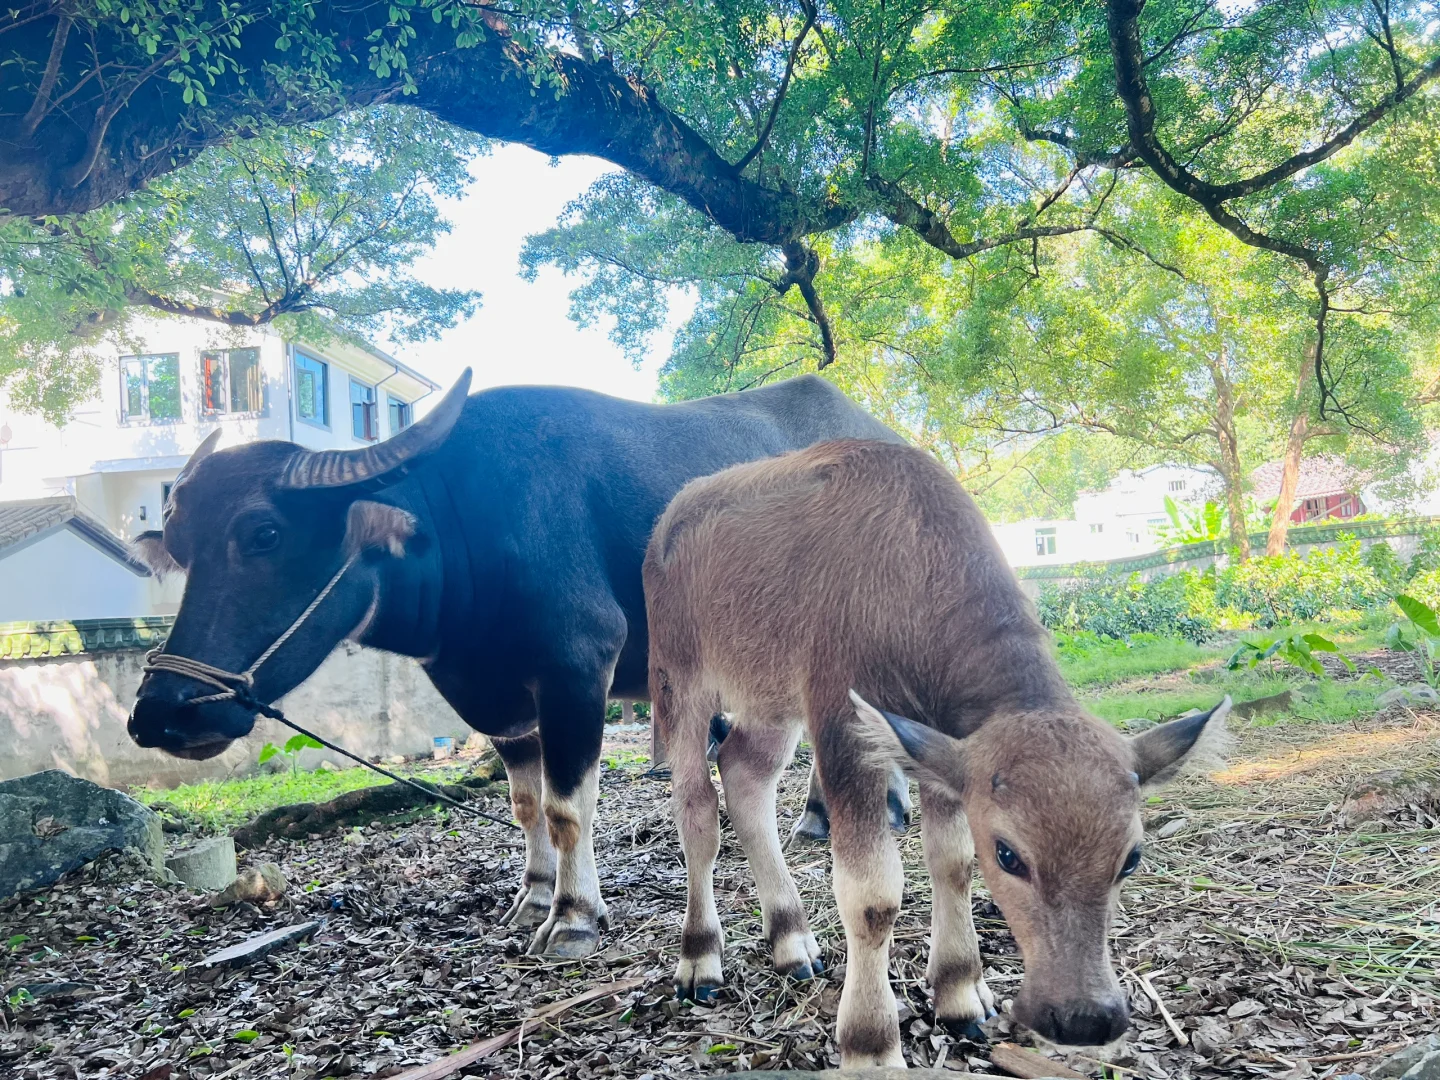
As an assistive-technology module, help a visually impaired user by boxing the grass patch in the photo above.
[134,767,397,831]
[1082,668,1383,726]
[1055,632,1225,688]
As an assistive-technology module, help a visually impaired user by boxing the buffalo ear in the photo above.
[849,690,966,800]
[131,531,181,578]
[344,501,417,558]
[1131,696,1233,786]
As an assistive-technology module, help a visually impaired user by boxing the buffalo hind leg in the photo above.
[494,733,556,928]
[663,681,726,1001]
[528,678,609,958]
[921,784,995,1038]
[791,758,912,844]
[816,720,906,1068]
[715,722,822,980]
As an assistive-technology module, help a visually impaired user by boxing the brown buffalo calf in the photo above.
[644,439,1228,1067]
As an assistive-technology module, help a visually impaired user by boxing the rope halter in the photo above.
[143,552,360,711]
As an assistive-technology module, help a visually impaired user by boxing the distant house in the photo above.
[1250,456,1366,525]
[991,464,1221,567]
[0,315,439,620]
[0,498,159,623]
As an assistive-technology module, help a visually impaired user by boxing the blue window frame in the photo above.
[350,378,378,441]
[294,351,329,428]
[387,395,412,435]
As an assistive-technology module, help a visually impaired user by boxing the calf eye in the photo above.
[1119,847,1143,879]
[243,523,281,555]
[994,839,1028,877]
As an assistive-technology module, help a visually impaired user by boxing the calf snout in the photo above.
[1016,994,1129,1047]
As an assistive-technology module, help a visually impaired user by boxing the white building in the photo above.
[0,316,438,621]
[991,464,1222,568]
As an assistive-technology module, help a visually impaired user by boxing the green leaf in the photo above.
[6,934,30,949]
[231,1029,261,1042]
[1397,595,1440,637]
[178,1008,197,1018]
[258,743,280,764]
[283,733,324,755]
[707,1044,739,1054]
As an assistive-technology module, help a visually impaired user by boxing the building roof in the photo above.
[0,617,173,660]
[1250,455,1363,502]
[0,497,151,574]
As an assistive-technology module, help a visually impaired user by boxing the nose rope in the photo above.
[142,553,518,831]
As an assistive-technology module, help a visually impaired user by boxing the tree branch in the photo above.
[20,9,72,136]
[733,0,816,173]
[777,241,836,367]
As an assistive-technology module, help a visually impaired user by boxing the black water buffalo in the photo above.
[129,371,906,956]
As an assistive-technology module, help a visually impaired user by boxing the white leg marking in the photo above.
[529,761,607,957]
[920,785,995,1034]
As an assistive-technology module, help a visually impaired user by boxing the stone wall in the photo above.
[0,640,472,789]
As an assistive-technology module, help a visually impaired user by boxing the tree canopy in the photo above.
[1,106,483,421]
[3,0,1438,415]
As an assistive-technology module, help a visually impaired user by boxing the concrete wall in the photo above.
[0,642,473,789]
[0,527,153,623]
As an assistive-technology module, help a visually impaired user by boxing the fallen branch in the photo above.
[990,1041,1088,1080]
[390,976,648,1080]
[1130,967,1188,1046]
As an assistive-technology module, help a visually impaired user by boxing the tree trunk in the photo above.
[1208,347,1250,561]
[1265,343,1316,557]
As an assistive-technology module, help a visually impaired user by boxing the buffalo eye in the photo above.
[1119,846,1143,880]
[242,523,282,555]
[994,839,1028,878]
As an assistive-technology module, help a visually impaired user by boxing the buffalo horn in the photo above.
[175,429,222,487]
[276,368,472,491]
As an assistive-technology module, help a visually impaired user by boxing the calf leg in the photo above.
[816,725,906,1068]
[494,733,556,928]
[663,683,725,1000]
[528,679,609,958]
[791,759,913,844]
[920,784,995,1037]
[715,723,822,980]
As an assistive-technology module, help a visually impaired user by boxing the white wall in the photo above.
[0,641,472,788]
[0,527,152,622]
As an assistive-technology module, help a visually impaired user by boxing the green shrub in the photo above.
[1036,572,1214,642]
[1213,540,1388,626]
[1404,567,1440,610]
[1409,528,1440,580]
[1363,541,1408,592]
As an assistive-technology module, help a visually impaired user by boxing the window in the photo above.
[201,348,263,414]
[120,354,181,423]
[1034,527,1057,557]
[388,395,413,435]
[1168,479,1186,492]
[1089,523,1104,534]
[1302,497,1324,520]
[350,378,378,441]
[294,352,329,427]
[1126,530,1141,544]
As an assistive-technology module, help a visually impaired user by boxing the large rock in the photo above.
[0,770,164,898]
[1374,1035,1440,1080]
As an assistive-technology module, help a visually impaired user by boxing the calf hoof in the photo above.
[940,1017,989,1041]
[500,883,554,928]
[674,954,724,1003]
[772,927,824,982]
[934,972,997,1041]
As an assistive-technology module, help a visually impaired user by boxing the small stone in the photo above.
[209,862,287,907]
[1154,816,1188,838]
[166,836,237,892]
[1123,717,1158,733]
[195,920,321,972]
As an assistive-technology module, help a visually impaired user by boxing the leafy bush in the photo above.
[1036,572,1215,642]
[1213,540,1388,626]
[1363,541,1408,592]
[1404,567,1440,610]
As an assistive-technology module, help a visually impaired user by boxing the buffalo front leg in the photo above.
[662,681,725,1001]
[816,723,906,1068]
[715,722,821,980]
[528,678,609,958]
[921,784,995,1037]
[791,758,912,844]
[494,733,556,928]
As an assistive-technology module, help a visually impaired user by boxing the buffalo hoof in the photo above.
[527,898,608,958]
[940,1017,989,1041]
[675,948,724,1003]
[887,784,912,833]
[500,885,553,928]
[789,809,830,843]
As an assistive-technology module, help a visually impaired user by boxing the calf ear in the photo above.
[1131,696,1233,786]
[344,501,417,558]
[849,690,966,799]
[131,531,180,578]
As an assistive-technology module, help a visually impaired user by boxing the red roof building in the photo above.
[1250,456,1367,524]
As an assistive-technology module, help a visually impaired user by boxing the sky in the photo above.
[385,144,689,407]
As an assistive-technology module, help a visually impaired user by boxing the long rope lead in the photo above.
[143,554,519,831]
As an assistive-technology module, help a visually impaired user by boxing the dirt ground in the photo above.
[2,709,1438,1080]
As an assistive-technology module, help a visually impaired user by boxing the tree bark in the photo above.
[1265,342,1316,557]
[1207,347,1250,561]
